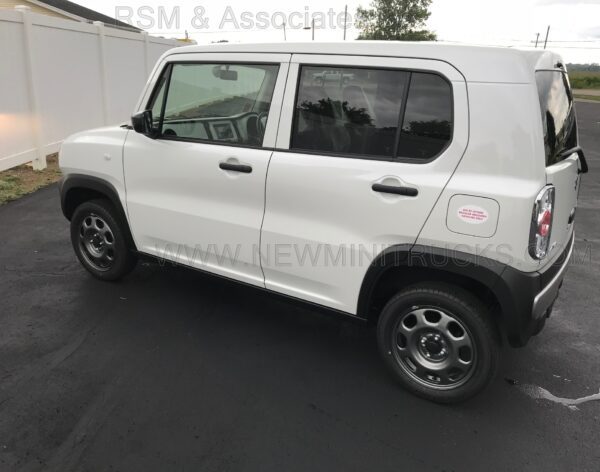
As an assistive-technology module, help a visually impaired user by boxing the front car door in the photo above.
[124,53,290,287]
[260,54,468,313]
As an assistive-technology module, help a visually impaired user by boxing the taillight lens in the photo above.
[529,186,555,260]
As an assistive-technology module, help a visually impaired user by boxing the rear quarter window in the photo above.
[290,66,453,161]
[536,71,578,166]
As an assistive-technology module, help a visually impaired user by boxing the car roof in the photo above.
[165,41,563,84]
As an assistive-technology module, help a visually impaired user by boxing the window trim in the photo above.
[289,64,454,164]
[146,63,172,131]
[144,61,282,150]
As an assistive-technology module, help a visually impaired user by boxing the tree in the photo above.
[355,0,436,41]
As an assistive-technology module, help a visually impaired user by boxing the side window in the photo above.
[155,63,279,146]
[290,66,453,161]
[292,66,409,158]
[396,73,453,160]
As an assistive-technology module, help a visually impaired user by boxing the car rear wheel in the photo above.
[70,199,137,281]
[377,282,499,403]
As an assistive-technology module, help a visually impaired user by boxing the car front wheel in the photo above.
[70,199,137,281]
[377,282,500,403]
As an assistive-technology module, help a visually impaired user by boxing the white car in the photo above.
[59,42,586,403]
[312,69,355,85]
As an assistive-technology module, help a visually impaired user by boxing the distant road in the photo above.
[573,88,600,96]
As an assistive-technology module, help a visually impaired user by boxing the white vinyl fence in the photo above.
[0,6,182,171]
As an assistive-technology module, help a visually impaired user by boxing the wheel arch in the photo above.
[357,245,512,341]
[60,174,137,250]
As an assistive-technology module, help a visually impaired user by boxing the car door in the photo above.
[124,53,290,287]
[260,54,468,313]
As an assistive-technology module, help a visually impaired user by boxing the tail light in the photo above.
[529,186,555,260]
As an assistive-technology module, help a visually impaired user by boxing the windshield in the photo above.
[536,70,578,166]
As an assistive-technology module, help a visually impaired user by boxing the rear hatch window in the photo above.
[536,70,578,166]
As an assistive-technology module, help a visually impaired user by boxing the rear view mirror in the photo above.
[131,110,158,138]
[212,65,238,81]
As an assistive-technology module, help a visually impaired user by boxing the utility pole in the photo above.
[343,4,348,40]
[535,32,540,48]
[543,25,550,49]
[304,19,315,40]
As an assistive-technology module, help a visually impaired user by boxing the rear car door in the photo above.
[260,54,468,313]
[124,53,290,287]
[536,69,581,261]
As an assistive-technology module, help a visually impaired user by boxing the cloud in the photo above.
[584,26,600,38]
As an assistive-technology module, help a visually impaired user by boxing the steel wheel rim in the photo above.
[392,306,477,390]
[78,214,115,272]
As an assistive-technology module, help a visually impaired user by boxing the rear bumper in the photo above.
[499,232,574,347]
[532,237,574,320]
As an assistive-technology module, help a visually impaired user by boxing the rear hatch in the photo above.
[535,68,583,265]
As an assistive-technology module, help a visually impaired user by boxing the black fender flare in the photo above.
[356,244,539,347]
[59,174,137,250]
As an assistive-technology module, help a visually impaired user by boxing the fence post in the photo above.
[142,31,150,78]
[93,21,109,125]
[16,5,46,170]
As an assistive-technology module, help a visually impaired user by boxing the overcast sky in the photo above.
[81,0,600,63]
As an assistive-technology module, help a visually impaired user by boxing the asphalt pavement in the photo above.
[0,102,599,472]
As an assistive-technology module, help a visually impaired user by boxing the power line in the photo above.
[437,39,600,49]
[544,40,600,43]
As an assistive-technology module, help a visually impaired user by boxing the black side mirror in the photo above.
[131,110,157,137]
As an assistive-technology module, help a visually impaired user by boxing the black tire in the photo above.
[377,282,499,403]
[70,199,137,281]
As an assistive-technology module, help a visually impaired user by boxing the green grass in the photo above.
[569,71,600,90]
[0,175,23,203]
[0,155,61,205]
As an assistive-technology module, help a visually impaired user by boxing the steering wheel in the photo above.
[257,112,269,138]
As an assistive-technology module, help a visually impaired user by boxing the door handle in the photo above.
[372,183,418,197]
[219,162,252,174]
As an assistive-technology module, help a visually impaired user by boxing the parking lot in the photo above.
[0,101,598,471]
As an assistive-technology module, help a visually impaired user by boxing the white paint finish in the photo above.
[447,195,499,238]
[417,81,548,273]
[261,152,459,311]
[261,54,469,313]
[123,136,271,287]
[124,54,290,286]
[59,44,582,322]
[545,155,579,265]
[418,76,579,274]
[166,41,559,85]
[0,7,180,171]
[59,125,130,206]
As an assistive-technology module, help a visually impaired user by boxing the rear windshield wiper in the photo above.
[558,146,588,174]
